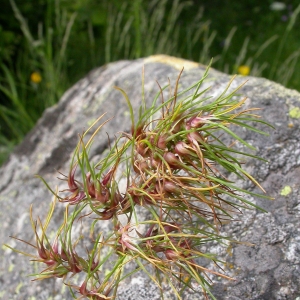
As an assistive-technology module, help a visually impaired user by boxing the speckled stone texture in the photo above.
[0,55,300,300]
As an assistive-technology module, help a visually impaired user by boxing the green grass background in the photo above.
[0,0,300,165]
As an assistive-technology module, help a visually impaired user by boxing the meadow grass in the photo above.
[0,0,300,165]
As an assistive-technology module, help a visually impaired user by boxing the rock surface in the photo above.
[0,55,300,299]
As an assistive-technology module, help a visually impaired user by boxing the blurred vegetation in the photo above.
[0,0,300,165]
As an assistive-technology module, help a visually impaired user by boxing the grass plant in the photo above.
[0,0,77,163]
[6,66,272,299]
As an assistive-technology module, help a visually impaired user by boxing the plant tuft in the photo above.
[6,65,272,299]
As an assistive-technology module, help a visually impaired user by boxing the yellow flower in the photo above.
[237,65,250,76]
[30,72,42,84]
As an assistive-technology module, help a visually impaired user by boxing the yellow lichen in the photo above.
[280,185,292,196]
[8,263,15,272]
[289,107,300,119]
[144,55,199,70]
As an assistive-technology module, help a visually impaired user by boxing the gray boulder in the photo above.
[0,55,300,299]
